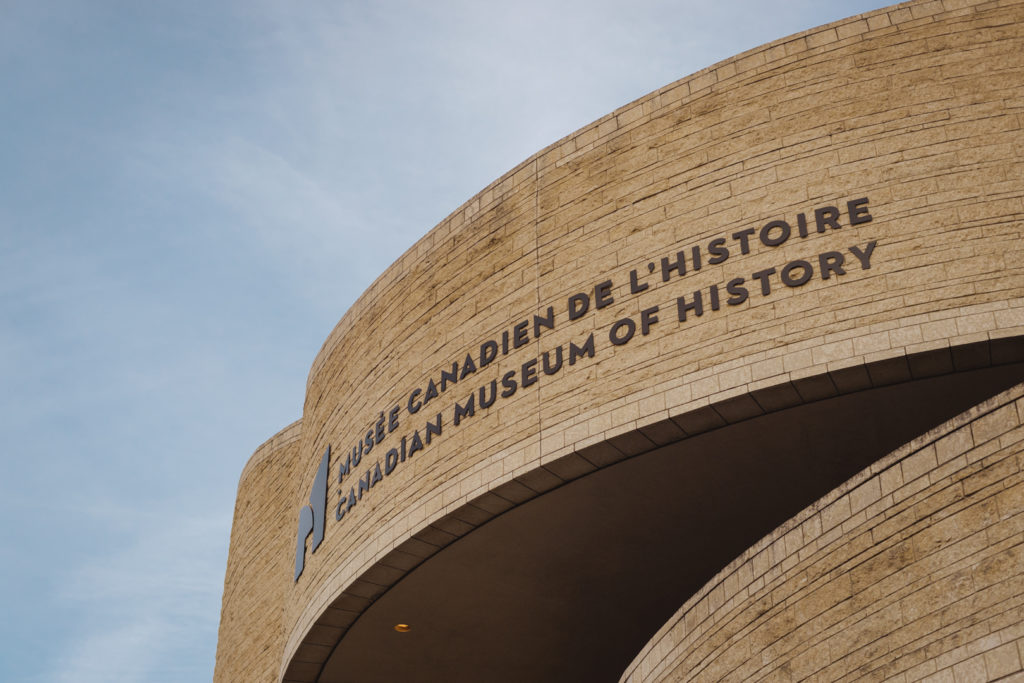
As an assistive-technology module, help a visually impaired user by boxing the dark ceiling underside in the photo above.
[318,361,1024,683]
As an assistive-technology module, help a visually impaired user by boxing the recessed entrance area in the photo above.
[316,356,1024,683]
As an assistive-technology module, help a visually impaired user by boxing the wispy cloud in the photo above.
[46,509,226,683]
[1,1,893,681]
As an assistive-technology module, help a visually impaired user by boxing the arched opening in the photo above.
[288,339,1024,682]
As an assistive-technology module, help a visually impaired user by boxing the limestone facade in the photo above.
[622,385,1024,682]
[214,0,1024,680]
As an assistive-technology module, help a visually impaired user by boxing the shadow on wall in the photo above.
[317,350,1024,683]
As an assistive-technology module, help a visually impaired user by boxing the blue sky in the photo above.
[0,1,891,680]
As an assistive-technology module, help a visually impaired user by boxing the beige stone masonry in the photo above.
[212,0,1024,681]
[215,421,302,683]
[621,382,1024,683]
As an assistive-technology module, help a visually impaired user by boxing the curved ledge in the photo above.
[284,340,1024,681]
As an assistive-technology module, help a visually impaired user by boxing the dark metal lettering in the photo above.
[338,452,352,481]
[513,320,529,348]
[500,370,518,398]
[594,280,614,309]
[423,379,439,405]
[726,277,748,305]
[569,333,595,364]
[661,251,686,281]
[797,213,808,238]
[479,340,498,368]
[440,362,458,392]
[521,358,539,388]
[640,306,659,335]
[409,430,425,456]
[818,251,845,280]
[479,380,497,408]
[849,240,878,270]
[814,206,841,232]
[407,388,422,414]
[533,306,555,337]
[609,318,636,345]
[425,413,442,444]
[760,220,791,247]
[780,260,813,287]
[568,292,590,320]
[454,394,476,426]
[751,267,776,296]
[847,197,872,225]
[460,353,477,380]
[629,269,649,294]
[542,346,563,375]
[707,238,729,265]
[732,228,755,255]
[677,291,703,322]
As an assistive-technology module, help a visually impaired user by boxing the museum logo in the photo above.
[294,446,330,581]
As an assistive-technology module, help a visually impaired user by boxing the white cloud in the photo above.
[47,509,226,683]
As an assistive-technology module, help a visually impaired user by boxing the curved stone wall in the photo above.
[621,384,1024,683]
[213,0,1024,681]
[215,421,302,682]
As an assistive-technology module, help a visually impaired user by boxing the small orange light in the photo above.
[394,623,411,633]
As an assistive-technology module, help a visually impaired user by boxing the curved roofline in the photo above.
[304,0,919,393]
[237,419,303,493]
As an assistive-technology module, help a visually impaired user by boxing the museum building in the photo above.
[214,0,1024,680]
